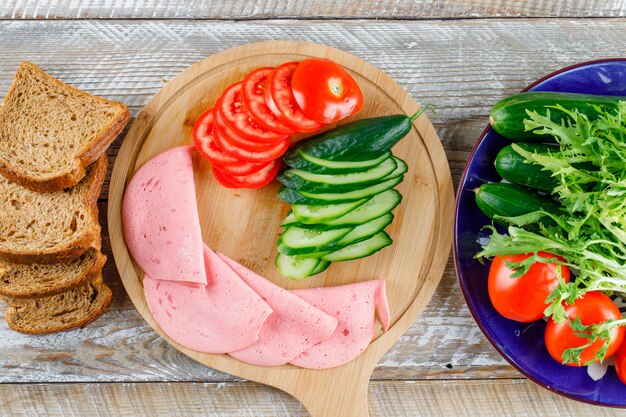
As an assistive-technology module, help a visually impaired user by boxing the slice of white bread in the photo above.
[0,62,129,192]
[0,249,106,298]
[0,155,106,264]
[3,274,112,334]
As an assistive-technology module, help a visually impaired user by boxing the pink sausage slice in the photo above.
[143,245,272,353]
[123,146,206,284]
[289,280,390,369]
[218,253,338,366]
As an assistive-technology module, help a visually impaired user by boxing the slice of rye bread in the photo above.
[0,61,129,192]
[3,274,112,334]
[0,155,106,264]
[0,248,106,298]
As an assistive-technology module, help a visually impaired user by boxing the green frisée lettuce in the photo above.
[476,102,626,365]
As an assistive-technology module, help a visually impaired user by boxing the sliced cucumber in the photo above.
[311,259,331,275]
[281,212,298,227]
[275,253,322,280]
[277,240,331,258]
[278,156,397,192]
[288,150,392,174]
[383,157,408,179]
[292,198,369,224]
[278,175,404,205]
[278,225,353,255]
[296,189,402,230]
[322,232,392,262]
[334,213,394,247]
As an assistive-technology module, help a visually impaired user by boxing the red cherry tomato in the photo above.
[241,67,296,136]
[616,340,626,384]
[291,58,363,124]
[214,113,289,163]
[214,107,285,152]
[213,159,281,189]
[545,291,625,366]
[488,252,570,323]
[266,62,323,133]
[217,82,287,143]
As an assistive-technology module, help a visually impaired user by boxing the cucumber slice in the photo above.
[334,213,394,247]
[295,189,402,230]
[275,253,321,280]
[279,156,397,192]
[383,157,408,179]
[292,198,369,224]
[288,150,392,174]
[311,259,331,275]
[278,225,353,255]
[281,212,298,227]
[278,175,404,205]
[277,240,331,258]
[322,232,392,262]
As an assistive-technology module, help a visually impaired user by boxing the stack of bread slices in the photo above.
[0,62,129,334]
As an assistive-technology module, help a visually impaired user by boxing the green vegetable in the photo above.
[495,143,559,192]
[286,150,392,174]
[477,101,626,365]
[490,92,625,141]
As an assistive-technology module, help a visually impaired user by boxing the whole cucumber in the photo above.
[490,92,625,141]
[475,182,562,225]
[495,143,559,192]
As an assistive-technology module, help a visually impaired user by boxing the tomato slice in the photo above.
[212,166,238,188]
[214,109,284,152]
[488,252,569,323]
[213,159,281,189]
[545,291,625,366]
[192,108,240,166]
[214,115,289,163]
[218,82,287,143]
[242,67,296,136]
[266,62,323,133]
[291,58,363,124]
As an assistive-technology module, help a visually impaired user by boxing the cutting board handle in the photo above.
[292,369,371,417]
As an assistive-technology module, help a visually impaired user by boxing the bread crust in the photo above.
[0,251,107,299]
[0,155,107,265]
[0,62,129,193]
[4,275,112,334]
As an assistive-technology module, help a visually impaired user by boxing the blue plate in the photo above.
[454,59,626,407]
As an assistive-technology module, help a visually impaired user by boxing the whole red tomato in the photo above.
[545,291,625,366]
[488,252,569,322]
[616,339,626,384]
[291,58,363,124]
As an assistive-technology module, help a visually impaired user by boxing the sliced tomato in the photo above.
[214,109,284,152]
[242,67,296,136]
[212,166,238,188]
[488,252,569,323]
[192,108,240,166]
[545,291,625,366]
[213,159,281,189]
[214,115,289,163]
[266,62,323,133]
[213,159,271,176]
[291,58,363,124]
[218,82,287,143]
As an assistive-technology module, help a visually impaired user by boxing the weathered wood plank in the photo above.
[1,0,626,19]
[0,19,624,383]
[3,380,624,417]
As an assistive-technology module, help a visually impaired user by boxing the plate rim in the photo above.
[453,58,626,408]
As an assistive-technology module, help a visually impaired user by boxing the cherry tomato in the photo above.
[213,159,281,189]
[266,62,323,133]
[214,114,289,163]
[545,291,625,366]
[291,58,363,124]
[217,82,287,143]
[241,67,296,136]
[214,107,286,152]
[615,339,626,385]
[488,252,570,323]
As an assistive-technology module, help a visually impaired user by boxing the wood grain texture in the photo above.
[1,19,626,385]
[3,380,625,417]
[1,0,626,19]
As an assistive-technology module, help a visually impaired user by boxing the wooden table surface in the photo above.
[2,2,626,416]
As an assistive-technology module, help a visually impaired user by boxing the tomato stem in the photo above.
[409,103,436,122]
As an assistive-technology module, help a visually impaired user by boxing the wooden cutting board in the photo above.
[108,40,454,417]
